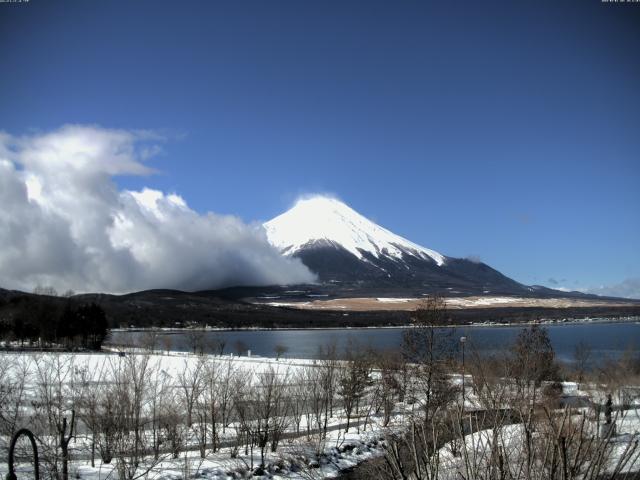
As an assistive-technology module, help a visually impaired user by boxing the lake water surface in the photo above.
[108,321,640,363]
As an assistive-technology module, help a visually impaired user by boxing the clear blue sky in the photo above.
[1,0,639,294]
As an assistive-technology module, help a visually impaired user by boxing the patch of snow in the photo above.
[263,301,311,307]
[446,296,523,307]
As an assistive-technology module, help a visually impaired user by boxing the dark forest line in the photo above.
[1,288,639,336]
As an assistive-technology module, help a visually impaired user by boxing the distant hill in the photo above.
[1,285,638,330]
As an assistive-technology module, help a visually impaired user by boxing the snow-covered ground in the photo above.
[1,350,639,479]
[0,350,399,479]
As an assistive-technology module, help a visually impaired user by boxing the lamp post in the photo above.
[460,336,467,411]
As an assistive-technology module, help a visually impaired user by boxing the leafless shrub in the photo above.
[337,344,373,433]
[375,350,406,427]
[573,341,592,384]
[0,355,30,456]
[31,354,78,480]
[274,343,289,360]
[106,353,165,480]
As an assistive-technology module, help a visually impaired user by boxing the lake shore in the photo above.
[109,315,640,333]
[107,320,640,362]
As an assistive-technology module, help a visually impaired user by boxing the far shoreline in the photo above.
[108,315,640,334]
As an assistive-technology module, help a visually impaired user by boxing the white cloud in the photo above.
[465,255,482,264]
[0,125,315,293]
[583,278,640,300]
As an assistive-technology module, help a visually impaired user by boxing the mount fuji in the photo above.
[264,196,532,296]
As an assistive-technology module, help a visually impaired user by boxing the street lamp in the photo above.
[460,336,467,411]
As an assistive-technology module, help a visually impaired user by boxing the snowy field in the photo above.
[0,350,401,479]
[1,349,639,479]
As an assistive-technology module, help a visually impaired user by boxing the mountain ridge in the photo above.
[264,196,567,297]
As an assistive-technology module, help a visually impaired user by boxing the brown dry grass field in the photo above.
[257,296,639,312]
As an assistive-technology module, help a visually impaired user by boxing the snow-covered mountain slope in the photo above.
[264,196,445,265]
[263,196,529,295]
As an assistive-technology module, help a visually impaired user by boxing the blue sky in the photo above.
[1,0,639,295]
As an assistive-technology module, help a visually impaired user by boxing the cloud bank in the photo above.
[0,125,315,293]
[584,278,640,300]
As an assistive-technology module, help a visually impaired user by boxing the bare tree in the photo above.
[162,335,173,354]
[32,354,78,480]
[375,296,458,480]
[209,333,227,355]
[198,355,240,456]
[232,370,256,467]
[0,355,30,457]
[403,296,456,425]
[177,357,205,428]
[218,356,239,434]
[303,363,328,441]
[573,341,592,384]
[509,325,560,477]
[160,395,187,459]
[33,285,58,296]
[202,358,221,453]
[318,341,339,419]
[234,339,249,356]
[75,358,110,467]
[511,325,559,396]
[274,343,288,360]
[290,368,309,435]
[375,350,405,427]
[108,353,162,480]
[141,330,159,353]
[254,365,291,467]
[186,328,206,355]
[186,360,209,458]
[94,384,119,464]
[147,364,172,460]
[337,345,373,432]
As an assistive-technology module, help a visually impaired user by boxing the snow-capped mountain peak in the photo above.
[263,196,445,266]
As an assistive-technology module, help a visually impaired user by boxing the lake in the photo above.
[108,320,640,364]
